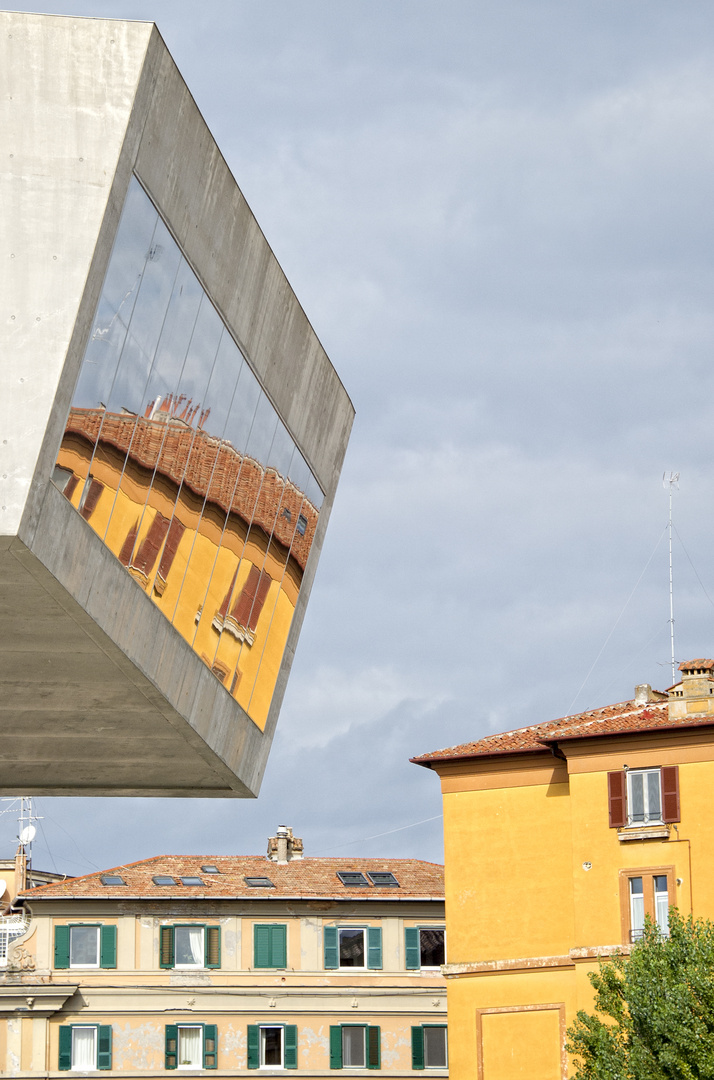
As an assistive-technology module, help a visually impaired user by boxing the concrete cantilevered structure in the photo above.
[0,12,353,796]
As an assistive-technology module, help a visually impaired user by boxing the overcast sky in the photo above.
[5,0,714,877]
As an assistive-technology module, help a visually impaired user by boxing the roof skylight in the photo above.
[367,871,399,887]
[100,873,126,886]
[152,876,175,886]
[337,871,370,887]
[244,876,275,888]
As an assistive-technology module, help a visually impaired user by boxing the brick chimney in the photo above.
[267,826,303,864]
[668,659,714,720]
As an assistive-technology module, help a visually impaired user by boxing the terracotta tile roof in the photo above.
[679,659,714,671]
[19,856,444,901]
[412,695,714,766]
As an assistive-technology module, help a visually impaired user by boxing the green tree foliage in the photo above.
[566,912,714,1079]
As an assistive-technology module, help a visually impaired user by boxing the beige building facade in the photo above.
[1,831,447,1078]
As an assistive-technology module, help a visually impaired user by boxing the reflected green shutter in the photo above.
[100,925,117,969]
[405,928,420,970]
[54,925,70,969]
[205,926,221,968]
[58,1026,72,1070]
[324,926,338,969]
[411,1027,424,1069]
[367,927,382,969]
[97,1026,112,1070]
[247,1025,259,1069]
[367,1027,380,1069]
[284,1025,298,1069]
[271,924,287,968]
[203,1024,218,1069]
[160,925,174,968]
[329,1026,342,1069]
[165,1024,178,1069]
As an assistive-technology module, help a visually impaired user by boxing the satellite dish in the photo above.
[19,825,36,845]
[0,879,7,897]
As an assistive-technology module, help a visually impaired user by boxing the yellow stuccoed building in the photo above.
[412,658,714,1080]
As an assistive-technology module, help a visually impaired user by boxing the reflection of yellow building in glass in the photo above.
[413,661,714,1080]
[55,403,318,730]
[53,177,324,732]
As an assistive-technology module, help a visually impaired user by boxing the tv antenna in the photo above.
[663,472,680,684]
[0,796,42,869]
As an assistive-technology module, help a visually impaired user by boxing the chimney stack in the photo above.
[267,826,303,864]
[668,659,714,720]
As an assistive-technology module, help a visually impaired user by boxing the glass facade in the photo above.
[53,177,323,730]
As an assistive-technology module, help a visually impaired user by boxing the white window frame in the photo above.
[0,914,28,968]
[173,925,205,969]
[71,1025,98,1071]
[338,927,366,970]
[654,875,670,937]
[259,1026,284,1069]
[629,877,645,941]
[177,1025,203,1070]
[626,768,663,825]
[342,1025,366,1069]
[69,925,100,969]
[419,927,446,969]
[423,1025,448,1069]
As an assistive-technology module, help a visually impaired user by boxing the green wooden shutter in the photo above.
[54,925,70,969]
[271,924,287,968]
[284,1025,298,1069]
[367,1027,381,1070]
[58,1026,72,1070]
[160,925,174,969]
[367,927,382,969]
[254,925,271,968]
[203,1024,218,1069]
[411,1027,424,1069]
[205,926,221,968]
[329,1026,342,1069]
[97,1026,112,1070]
[324,926,338,969]
[100,925,117,969]
[405,927,420,970]
[165,1024,178,1069]
[247,1025,259,1069]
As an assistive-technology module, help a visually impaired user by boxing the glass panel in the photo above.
[70,926,99,967]
[424,1028,447,1069]
[174,926,204,966]
[647,771,662,822]
[342,1028,365,1068]
[54,176,324,730]
[178,1027,202,1068]
[72,1028,96,1071]
[420,929,445,967]
[629,878,645,941]
[629,773,645,824]
[654,876,669,936]
[261,1028,282,1067]
[339,929,365,967]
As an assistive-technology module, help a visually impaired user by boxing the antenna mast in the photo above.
[663,472,680,684]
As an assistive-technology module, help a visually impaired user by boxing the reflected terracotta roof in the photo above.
[412,696,714,765]
[19,856,444,900]
[679,659,714,671]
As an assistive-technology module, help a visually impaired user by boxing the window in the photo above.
[160,925,221,969]
[324,927,382,970]
[296,514,307,536]
[254,924,287,968]
[405,928,445,970]
[100,874,125,886]
[246,1025,298,1069]
[0,914,27,967]
[58,1025,112,1071]
[202,866,220,874]
[245,876,275,888]
[165,1024,217,1070]
[153,876,176,886]
[329,1026,380,1070]
[608,767,680,828]
[337,871,369,887]
[367,872,399,888]
[180,876,204,886]
[412,1026,447,1069]
[54,925,117,969]
[620,868,674,943]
